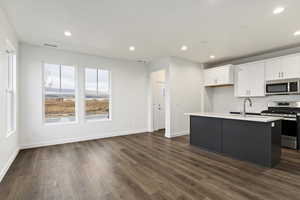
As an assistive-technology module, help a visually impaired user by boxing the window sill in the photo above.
[85,118,112,123]
[43,120,79,126]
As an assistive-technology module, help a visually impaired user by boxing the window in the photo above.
[44,64,76,123]
[5,49,17,134]
[85,68,110,120]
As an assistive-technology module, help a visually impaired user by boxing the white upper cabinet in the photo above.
[204,65,234,87]
[235,61,265,97]
[265,58,282,81]
[265,54,300,81]
[282,54,300,79]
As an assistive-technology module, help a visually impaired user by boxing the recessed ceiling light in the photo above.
[181,45,188,51]
[294,30,300,36]
[210,55,215,59]
[129,46,135,51]
[273,7,285,15]
[64,31,72,37]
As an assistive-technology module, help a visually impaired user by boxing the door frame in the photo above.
[148,68,171,137]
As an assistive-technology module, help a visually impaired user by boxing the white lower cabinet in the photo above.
[235,61,265,97]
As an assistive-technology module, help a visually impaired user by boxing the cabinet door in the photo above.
[235,65,250,97]
[190,116,222,153]
[248,62,265,97]
[204,68,216,86]
[282,54,300,79]
[204,65,234,86]
[265,58,282,81]
[222,119,271,167]
[217,65,234,85]
[235,62,265,97]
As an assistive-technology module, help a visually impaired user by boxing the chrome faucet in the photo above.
[242,97,253,117]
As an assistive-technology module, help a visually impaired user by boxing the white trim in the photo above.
[166,130,189,138]
[0,148,19,183]
[6,130,16,138]
[4,46,17,137]
[85,118,112,123]
[43,121,79,126]
[20,129,148,149]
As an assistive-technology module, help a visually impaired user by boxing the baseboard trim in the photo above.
[0,148,19,183]
[166,130,189,138]
[20,129,148,149]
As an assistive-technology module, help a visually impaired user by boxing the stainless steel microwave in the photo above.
[265,79,300,95]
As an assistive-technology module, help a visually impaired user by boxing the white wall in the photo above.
[19,43,149,148]
[209,86,300,113]
[169,57,203,137]
[0,6,19,182]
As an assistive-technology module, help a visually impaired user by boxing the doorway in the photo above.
[150,69,167,137]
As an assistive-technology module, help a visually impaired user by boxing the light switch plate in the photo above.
[271,122,275,127]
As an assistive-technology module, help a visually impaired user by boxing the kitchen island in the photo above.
[185,112,283,167]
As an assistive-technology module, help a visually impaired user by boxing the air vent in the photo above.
[137,60,148,64]
[44,43,58,48]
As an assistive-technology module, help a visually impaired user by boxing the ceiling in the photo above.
[1,0,300,63]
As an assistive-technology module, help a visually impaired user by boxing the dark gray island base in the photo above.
[190,115,282,168]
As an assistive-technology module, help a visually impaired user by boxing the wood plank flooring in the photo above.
[1,132,300,200]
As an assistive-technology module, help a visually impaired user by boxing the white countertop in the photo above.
[185,112,283,122]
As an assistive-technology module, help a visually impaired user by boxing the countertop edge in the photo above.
[185,113,283,123]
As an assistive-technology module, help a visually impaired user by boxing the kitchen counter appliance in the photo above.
[265,79,300,95]
[261,101,300,149]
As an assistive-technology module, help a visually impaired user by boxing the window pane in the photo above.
[6,53,16,133]
[85,68,97,97]
[98,69,109,98]
[44,64,60,90]
[61,65,75,90]
[7,54,14,90]
[85,68,110,120]
[7,92,14,132]
[44,64,76,123]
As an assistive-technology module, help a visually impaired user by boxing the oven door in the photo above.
[281,118,298,149]
[266,82,288,95]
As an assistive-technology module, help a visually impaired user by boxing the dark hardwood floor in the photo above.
[1,132,300,200]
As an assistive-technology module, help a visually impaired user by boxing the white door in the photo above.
[153,81,165,131]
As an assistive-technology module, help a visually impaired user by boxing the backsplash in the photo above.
[210,86,300,114]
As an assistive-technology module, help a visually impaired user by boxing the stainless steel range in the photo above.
[261,101,300,149]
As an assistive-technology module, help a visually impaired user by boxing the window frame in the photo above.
[83,66,112,122]
[42,62,79,125]
[5,44,17,137]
